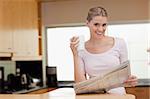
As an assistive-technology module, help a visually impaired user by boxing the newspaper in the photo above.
[73,60,131,94]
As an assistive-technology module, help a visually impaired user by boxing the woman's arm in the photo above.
[70,36,86,83]
[73,55,86,83]
[119,38,128,63]
[119,38,138,86]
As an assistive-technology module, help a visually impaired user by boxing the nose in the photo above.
[97,26,103,32]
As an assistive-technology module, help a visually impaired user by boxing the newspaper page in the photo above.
[73,60,131,94]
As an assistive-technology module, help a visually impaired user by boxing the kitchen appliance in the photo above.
[0,67,4,93]
[46,66,58,87]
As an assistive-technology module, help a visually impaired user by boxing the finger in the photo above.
[124,79,138,86]
[124,81,138,87]
[129,75,137,79]
[130,82,138,87]
[70,39,79,45]
[70,36,79,42]
[70,37,74,42]
[126,75,137,81]
[125,79,137,83]
[70,40,80,50]
[70,36,75,42]
[74,44,79,48]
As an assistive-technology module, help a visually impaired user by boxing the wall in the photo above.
[0,61,16,80]
[149,0,150,20]
[41,0,149,26]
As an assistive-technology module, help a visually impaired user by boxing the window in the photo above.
[46,23,150,81]
[107,23,149,79]
[46,26,90,81]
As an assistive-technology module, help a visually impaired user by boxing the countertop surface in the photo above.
[56,79,150,87]
[3,79,149,94]
[0,88,135,99]
[137,79,150,87]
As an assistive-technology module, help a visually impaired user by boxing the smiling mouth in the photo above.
[96,32,103,35]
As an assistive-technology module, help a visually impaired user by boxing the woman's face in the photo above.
[87,16,108,39]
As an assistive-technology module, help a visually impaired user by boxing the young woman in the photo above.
[70,6,137,94]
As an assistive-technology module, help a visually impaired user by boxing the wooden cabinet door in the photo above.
[126,87,150,99]
[12,0,39,60]
[0,0,13,55]
[0,30,13,53]
[0,0,40,59]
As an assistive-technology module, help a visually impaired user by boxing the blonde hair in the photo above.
[87,6,108,22]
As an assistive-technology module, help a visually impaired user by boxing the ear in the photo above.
[86,20,89,27]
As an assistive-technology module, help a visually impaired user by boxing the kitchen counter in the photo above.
[136,79,150,87]
[15,78,150,94]
[0,88,135,99]
[12,86,47,94]
[2,79,149,94]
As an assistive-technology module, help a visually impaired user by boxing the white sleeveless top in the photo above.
[78,37,128,95]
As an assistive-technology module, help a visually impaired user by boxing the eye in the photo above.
[102,23,107,27]
[94,23,99,26]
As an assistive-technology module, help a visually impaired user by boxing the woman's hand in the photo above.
[124,75,138,87]
[70,36,79,56]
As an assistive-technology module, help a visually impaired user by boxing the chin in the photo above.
[96,34,105,38]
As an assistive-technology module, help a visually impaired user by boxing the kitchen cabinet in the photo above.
[126,87,150,99]
[0,0,14,56]
[12,0,40,60]
[0,0,41,60]
[0,30,13,57]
